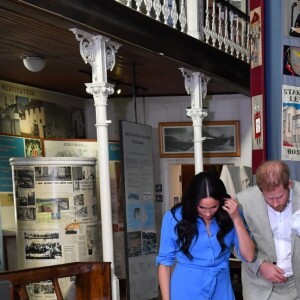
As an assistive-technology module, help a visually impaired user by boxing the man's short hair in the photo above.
[256,160,290,191]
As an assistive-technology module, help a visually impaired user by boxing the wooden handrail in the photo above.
[0,262,111,300]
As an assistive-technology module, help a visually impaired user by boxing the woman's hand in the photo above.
[223,198,255,262]
[222,198,240,221]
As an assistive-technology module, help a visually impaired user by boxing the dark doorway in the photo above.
[181,164,223,196]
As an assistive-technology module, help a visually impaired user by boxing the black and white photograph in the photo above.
[73,180,80,191]
[75,206,88,218]
[16,169,34,188]
[74,193,84,206]
[159,121,240,158]
[127,231,142,257]
[33,282,54,295]
[82,166,95,179]
[72,166,83,180]
[17,188,35,206]
[35,166,72,181]
[24,232,62,259]
[142,231,156,255]
[17,207,36,221]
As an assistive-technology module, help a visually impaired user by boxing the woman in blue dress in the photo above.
[156,172,255,300]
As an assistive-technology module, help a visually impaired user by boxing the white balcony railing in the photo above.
[116,0,250,63]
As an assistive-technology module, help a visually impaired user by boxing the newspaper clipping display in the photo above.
[43,139,126,279]
[11,158,99,299]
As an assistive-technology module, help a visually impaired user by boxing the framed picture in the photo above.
[159,121,240,158]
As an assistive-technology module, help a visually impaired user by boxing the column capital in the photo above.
[186,107,208,125]
[86,82,115,105]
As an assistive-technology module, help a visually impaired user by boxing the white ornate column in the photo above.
[180,68,209,174]
[70,28,121,300]
[186,0,201,39]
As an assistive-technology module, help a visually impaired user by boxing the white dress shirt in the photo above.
[267,191,293,277]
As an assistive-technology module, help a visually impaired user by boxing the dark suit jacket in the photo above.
[237,181,300,299]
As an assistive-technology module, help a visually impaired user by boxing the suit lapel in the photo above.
[292,182,300,213]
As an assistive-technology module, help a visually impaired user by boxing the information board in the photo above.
[120,121,158,300]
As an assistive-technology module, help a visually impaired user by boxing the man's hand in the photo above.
[258,262,287,283]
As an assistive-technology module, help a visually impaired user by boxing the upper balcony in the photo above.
[0,0,250,97]
[119,0,250,63]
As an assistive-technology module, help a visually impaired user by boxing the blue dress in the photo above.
[156,208,242,300]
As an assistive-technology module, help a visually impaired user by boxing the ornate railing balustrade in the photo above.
[204,0,250,62]
[116,0,250,63]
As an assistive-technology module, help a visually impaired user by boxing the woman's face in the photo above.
[197,197,219,221]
